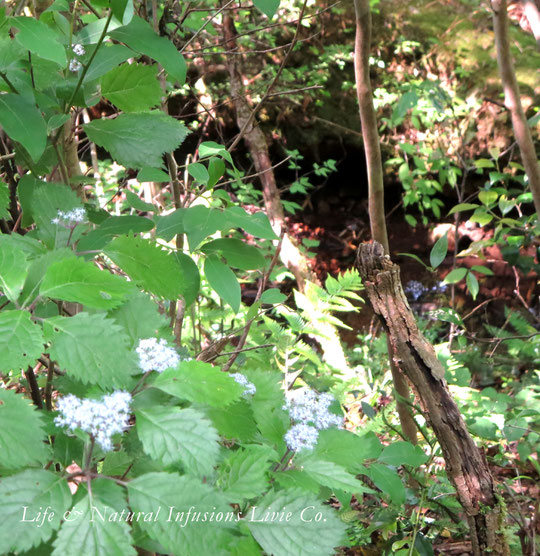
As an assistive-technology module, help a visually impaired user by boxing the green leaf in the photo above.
[466,271,479,300]
[201,238,266,270]
[187,162,209,184]
[204,255,241,313]
[273,469,321,493]
[364,463,405,505]
[153,360,244,407]
[478,190,498,206]
[155,209,185,241]
[83,43,133,82]
[0,237,30,302]
[404,214,417,226]
[253,0,280,18]
[0,470,71,554]
[104,235,186,299]
[207,400,258,442]
[0,390,50,468]
[137,166,170,182]
[13,17,66,66]
[172,252,200,306]
[128,472,236,554]
[447,203,479,215]
[471,265,494,276]
[0,181,9,219]
[207,157,225,187]
[246,489,347,556]
[111,0,134,24]
[0,310,44,372]
[109,292,168,346]
[260,288,287,304]
[46,312,137,388]
[83,112,188,169]
[0,93,47,162]
[109,17,186,84]
[199,141,233,164]
[443,267,468,284]
[135,406,220,477]
[40,256,133,309]
[124,190,156,212]
[429,231,448,269]
[53,496,136,556]
[101,62,162,112]
[470,209,493,226]
[377,441,428,467]
[474,158,495,169]
[428,307,464,327]
[300,459,373,494]
[226,207,279,239]
[183,205,227,250]
[218,445,274,501]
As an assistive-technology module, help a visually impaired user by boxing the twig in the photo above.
[205,343,274,361]
[25,365,43,409]
[45,358,55,411]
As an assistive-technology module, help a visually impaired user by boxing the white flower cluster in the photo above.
[284,423,319,452]
[230,372,256,396]
[51,208,86,226]
[72,44,85,56]
[136,338,180,373]
[69,59,82,72]
[283,389,343,452]
[55,391,132,451]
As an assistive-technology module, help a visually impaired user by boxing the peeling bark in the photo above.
[356,242,510,556]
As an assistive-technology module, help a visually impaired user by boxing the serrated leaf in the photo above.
[0,93,47,162]
[204,255,241,312]
[443,267,468,284]
[40,256,133,309]
[46,312,137,388]
[109,292,168,346]
[253,0,281,18]
[0,470,71,554]
[300,459,372,494]
[246,489,347,556]
[201,238,266,270]
[377,441,428,467]
[0,181,9,219]
[273,469,321,493]
[52,496,136,556]
[429,231,448,269]
[136,406,220,477]
[104,235,186,299]
[128,472,235,554]
[226,207,278,239]
[13,17,66,66]
[218,445,274,501]
[153,360,243,407]
[101,62,162,112]
[0,238,30,301]
[83,113,188,169]
[207,400,258,442]
[0,390,50,468]
[0,310,44,372]
[109,17,186,84]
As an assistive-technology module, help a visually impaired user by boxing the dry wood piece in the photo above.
[356,241,510,556]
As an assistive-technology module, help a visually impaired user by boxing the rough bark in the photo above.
[353,0,418,443]
[356,242,510,556]
[522,0,540,49]
[222,14,316,292]
[492,0,540,217]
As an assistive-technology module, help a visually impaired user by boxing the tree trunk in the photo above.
[353,0,418,443]
[356,242,510,556]
[522,0,540,49]
[492,0,540,217]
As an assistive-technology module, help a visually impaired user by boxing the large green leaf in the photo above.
[207,400,258,442]
[155,208,185,241]
[128,473,236,554]
[246,489,347,556]
[0,310,44,372]
[53,496,136,556]
[13,17,66,66]
[40,256,134,309]
[83,112,188,169]
[0,237,30,302]
[218,445,274,501]
[153,360,243,407]
[299,459,372,495]
[377,441,428,467]
[0,389,51,468]
[183,205,228,250]
[0,93,47,162]
[101,62,162,112]
[226,207,278,239]
[201,238,266,270]
[109,17,186,84]
[364,463,405,506]
[135,406,220,477]
[0,470,71,554]
[104,235,187,299]
[204,255,241,313]
[46,312,137,388]
[83,43,133,82]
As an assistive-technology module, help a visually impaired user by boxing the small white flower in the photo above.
[136,337,180,373]
[284,423,319,452]
[72,44,85,56]
[284,389,343,430]
[69,59,82,72]
[55,391,132,451]
[52,208,87,226]
[230,372,256,396]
